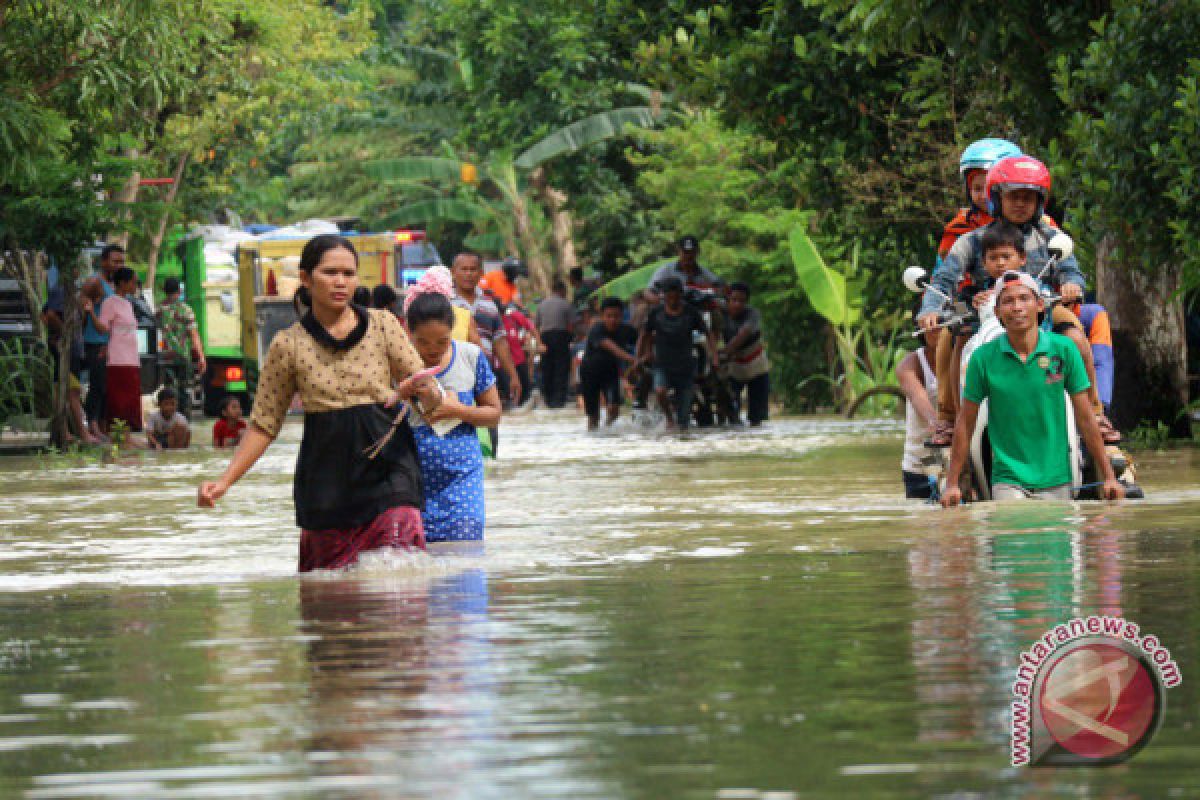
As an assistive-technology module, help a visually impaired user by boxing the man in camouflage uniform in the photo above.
[157,278,206,412]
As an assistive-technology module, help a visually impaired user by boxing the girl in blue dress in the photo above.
[405,292,502,541]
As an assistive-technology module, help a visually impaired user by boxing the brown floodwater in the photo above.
[0,412,1197,798]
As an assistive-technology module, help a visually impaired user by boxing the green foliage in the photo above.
[0,339,54,435]
[595,260,673,301]
[1127,421,1171,451]
[515,107,664,169]
[788,227,855,327]
[1055,2,1200,284]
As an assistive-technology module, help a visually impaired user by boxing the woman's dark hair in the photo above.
[600,296,624,312]
[219,394,240,415]
[729,281,751,298]
[112,267,136,286]
[371,284,398,310]
[352,287,371,307]
[156,386,177,404]
[406,291,455,330]
[297,234,358,308]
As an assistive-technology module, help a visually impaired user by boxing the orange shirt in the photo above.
[480,270,519,306]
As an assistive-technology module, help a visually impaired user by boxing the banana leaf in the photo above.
[464,231,507,253]
[788,225,847,325]
[365,156,467,184]
[595,260,674,301]
[515,107,660,170]
[380,198,490,228]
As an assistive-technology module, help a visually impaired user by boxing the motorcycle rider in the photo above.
[941,271,1123,506]
[927,139,1021,443]
[636,276,718,432]
[918,155,1119,444]
[936,138,1022,264]
[646,235,722,303]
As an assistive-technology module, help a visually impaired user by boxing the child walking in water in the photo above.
[197,234,438,571]
[404,290,502,542]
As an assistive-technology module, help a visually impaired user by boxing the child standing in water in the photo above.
[405,291,502,542]
[198,234,438,572]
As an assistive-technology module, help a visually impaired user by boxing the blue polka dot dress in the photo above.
[411,341,496,542]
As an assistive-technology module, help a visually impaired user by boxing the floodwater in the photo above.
[0,412,1198,798]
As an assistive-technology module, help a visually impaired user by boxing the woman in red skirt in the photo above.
[197,234,442,572]
[82,269,142,434]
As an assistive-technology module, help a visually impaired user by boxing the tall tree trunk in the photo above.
[111,147,141,248]
[530,167,578,283]
[144,152,189,298]
[1095,235,1191,436]
[50,254,85,447]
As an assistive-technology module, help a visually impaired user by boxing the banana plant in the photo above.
[789,225,904,414]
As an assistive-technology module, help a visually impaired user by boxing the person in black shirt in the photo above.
[580,297,638,430]
[636,277,717,431]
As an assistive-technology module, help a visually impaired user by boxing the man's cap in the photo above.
[659,276,684,292]
[996,270,1041,299]
[678,235,699,252]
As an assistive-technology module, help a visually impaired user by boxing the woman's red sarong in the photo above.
[298,505,425,572]
[105,364,143,431]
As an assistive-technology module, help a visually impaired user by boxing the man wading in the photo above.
[941,271,1123,506]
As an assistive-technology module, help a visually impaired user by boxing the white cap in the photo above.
[996,270,1041,300]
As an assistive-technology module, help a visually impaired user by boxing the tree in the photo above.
[1056,2,1200,434]
[0,1,195,444]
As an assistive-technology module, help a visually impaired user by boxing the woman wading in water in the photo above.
[197,234,439,571]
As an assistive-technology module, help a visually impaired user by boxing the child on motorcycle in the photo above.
[918,154,1119,444]
[927,139,1021,445]
[936,138,1021,263]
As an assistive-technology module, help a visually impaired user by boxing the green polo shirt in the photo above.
[963,330,1090,489]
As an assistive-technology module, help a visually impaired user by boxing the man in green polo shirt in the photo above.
[941,271,1122,506]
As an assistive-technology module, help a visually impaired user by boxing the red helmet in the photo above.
[986,155,1052,220]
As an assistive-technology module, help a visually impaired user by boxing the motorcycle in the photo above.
[902,232,1143,502]
[683,286,736,427]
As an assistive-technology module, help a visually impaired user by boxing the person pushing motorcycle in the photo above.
[941,271,1123,506]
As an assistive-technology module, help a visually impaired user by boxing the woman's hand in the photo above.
[197,479,230,508]
[390,375,436,405]
[426,393,465,424]
[972,289,993,309]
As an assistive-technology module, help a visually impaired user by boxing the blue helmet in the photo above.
[959,138,1021,209]
[960,138,1022,177]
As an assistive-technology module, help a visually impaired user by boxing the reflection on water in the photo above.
[0,412,1198,797]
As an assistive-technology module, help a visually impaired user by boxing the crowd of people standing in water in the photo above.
[195,232,775,571]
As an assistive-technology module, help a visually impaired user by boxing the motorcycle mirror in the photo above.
[1047,232,1074,261]
[902,266,927,293]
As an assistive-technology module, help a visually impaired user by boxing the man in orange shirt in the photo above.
[480,257,524,306]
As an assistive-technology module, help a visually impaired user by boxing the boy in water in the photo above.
[147,387,191,449]
[579,297,638,430]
